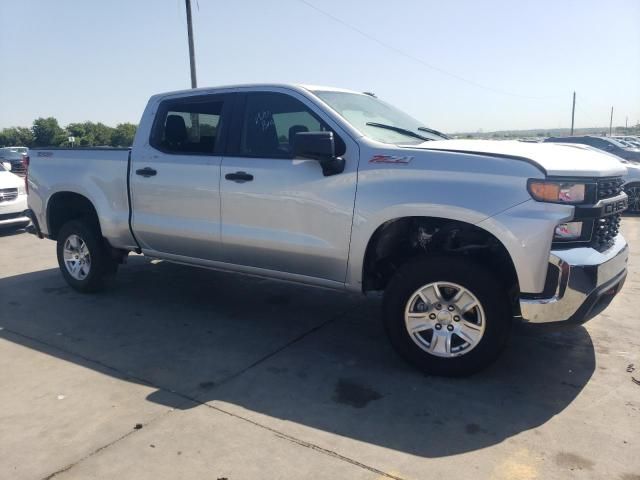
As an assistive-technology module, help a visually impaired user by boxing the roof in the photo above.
[152,83,362,99]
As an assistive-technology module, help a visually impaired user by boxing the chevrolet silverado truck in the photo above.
[26,84,629,376]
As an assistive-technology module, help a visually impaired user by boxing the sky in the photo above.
[1,0,639,133]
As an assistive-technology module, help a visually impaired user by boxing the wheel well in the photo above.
[362,217,520,310]
[47,192,101,240]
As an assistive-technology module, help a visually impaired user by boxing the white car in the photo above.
[0,161,30,229]
[621,160,640,213]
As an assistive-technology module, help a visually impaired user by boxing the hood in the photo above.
[0,170,24,189]
[406,139,627,178]
[623,160,640,182]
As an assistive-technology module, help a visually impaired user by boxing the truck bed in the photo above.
[28,148,137,249]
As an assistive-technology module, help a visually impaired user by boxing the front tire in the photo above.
[383,256,512,377]
[56,219,117,293]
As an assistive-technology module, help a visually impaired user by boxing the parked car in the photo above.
[1,146,29,156]
[0,148,28,176]
[0,161,30,229]
[621,160,640,213]
[544,136,640,161]
[613,136,640,148]
[26,84,629,376]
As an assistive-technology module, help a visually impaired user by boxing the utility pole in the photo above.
[609,106,613,137]
[185,0,197,88]
[570,91,576,136]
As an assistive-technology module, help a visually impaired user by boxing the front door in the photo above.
[130,93,233,261]
[220,90,358,283]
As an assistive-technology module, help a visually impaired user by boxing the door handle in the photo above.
[136,167,157,177]
[225,171,254,183]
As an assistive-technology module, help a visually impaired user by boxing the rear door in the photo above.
[219,89,359,283]
[130,93,233,260]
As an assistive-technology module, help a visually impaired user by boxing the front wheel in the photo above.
[383,256,512,376]
[624,183,640,214]
[56,219,117,293]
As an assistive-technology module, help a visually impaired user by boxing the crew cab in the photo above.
[27,84,629,376]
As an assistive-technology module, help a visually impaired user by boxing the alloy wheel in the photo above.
[404,281,486,358]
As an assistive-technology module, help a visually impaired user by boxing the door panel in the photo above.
[220,91,358,282]
[130,94,232,260]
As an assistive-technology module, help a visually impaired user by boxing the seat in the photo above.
[164,115,188,151]
[288,125,309,152]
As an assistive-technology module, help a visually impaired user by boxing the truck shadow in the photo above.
[0,256,596,458]
[0,226,30,237]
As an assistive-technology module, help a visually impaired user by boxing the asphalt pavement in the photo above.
[1,219,639,480]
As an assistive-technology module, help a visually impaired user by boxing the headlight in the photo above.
[554,222,583,241]
[528,180,586,204]
[17,183,26,195]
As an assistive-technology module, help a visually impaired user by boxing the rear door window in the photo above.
[151,96,230,155]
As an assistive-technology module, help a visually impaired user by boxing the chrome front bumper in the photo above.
[0,194,30,227]
[520,234,628,324]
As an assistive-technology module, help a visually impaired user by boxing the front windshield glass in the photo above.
[604,138,627,148]
[313,91,443,144]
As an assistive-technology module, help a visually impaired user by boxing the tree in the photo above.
[85,122,113,146]
[0,127,35,147]
[66,122,88,143]
[32,117,66,147]
[110,123,137,147]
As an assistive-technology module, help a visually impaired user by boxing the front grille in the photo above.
[0,188,18,203]
[597,177,625,200]
[591,213,621,251]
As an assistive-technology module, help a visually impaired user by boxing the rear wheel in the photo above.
[624,183,640,214]
[56,219,117,293]
[383,256,512,376]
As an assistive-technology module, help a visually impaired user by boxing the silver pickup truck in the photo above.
[27,84,629,376]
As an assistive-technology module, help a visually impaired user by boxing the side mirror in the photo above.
[2,161,11,171]
[293,131,345,176]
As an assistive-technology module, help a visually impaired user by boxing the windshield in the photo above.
[313,91,444,144]
[604,138,628,148]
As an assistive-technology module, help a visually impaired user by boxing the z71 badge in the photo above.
[369,154,413,165]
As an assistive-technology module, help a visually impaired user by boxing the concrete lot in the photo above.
[1,220,639,480]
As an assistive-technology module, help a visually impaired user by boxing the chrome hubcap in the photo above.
[404,282,486,358]
[626,186,640,213]
[63,234,91,280]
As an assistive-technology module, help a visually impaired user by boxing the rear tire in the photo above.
[56,219,117,293]
[383,256,512,377]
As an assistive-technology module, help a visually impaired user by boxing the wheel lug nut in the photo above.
[435,303,442,310]
[448,305,455,311]
[429,313,436,320]
[447,325,454,331]
[435,324,442,330]
[453,316,460,322]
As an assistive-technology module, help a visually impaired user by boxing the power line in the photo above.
[574,101,600,128]
[297,0,561,100]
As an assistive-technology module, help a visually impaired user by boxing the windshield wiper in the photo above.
[418,127,450,139]
[365,122,431,142]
